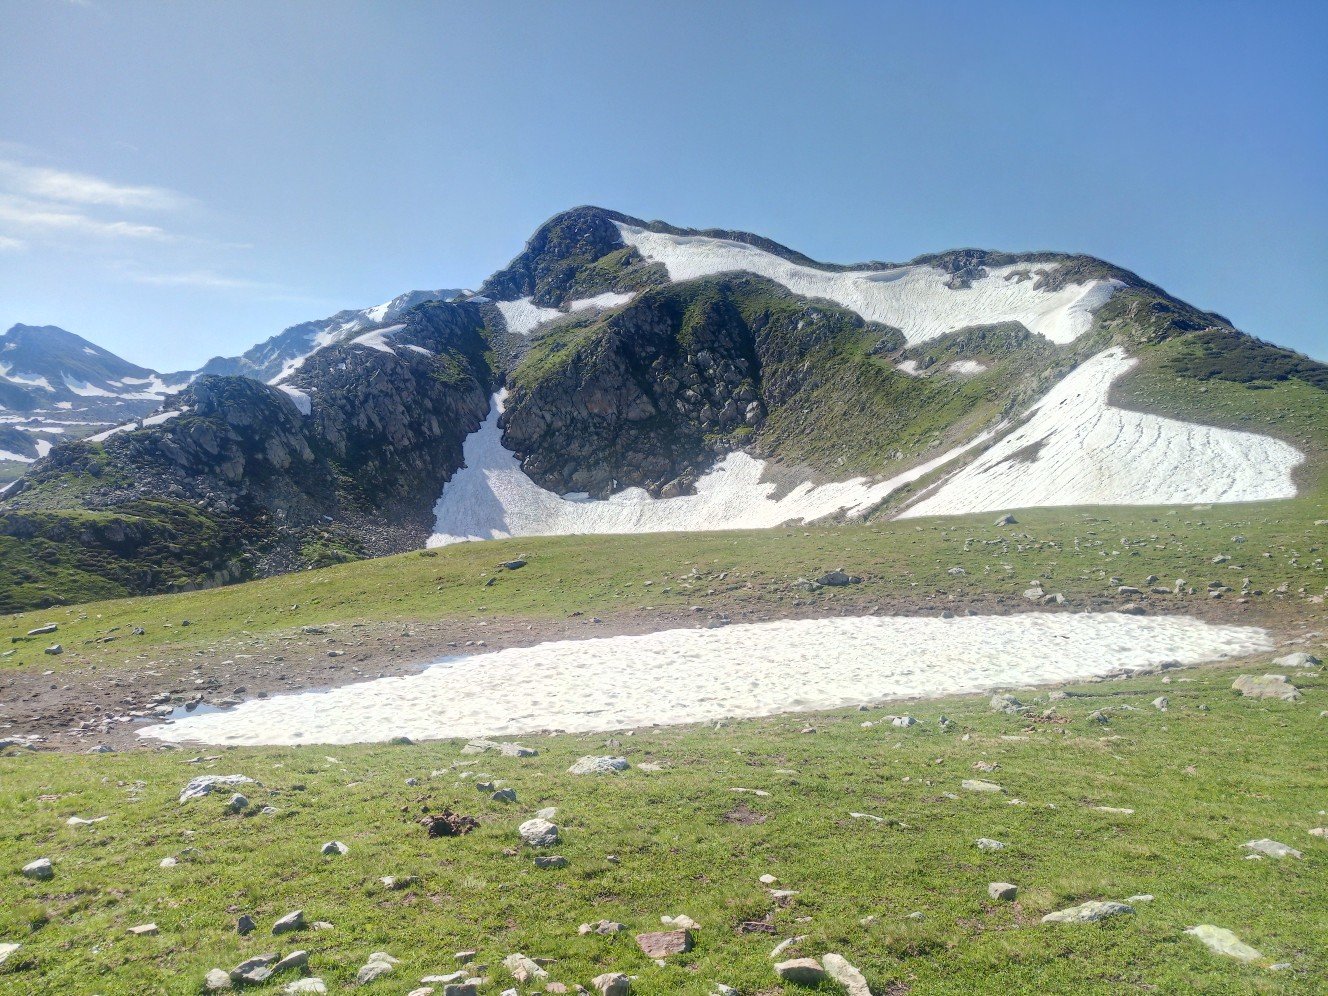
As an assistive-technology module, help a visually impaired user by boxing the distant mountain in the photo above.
[2,206,1324,611]
[178,288,466,385]
[0,323,184,410]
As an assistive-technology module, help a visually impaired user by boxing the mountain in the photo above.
[2,206,1324,611]
[178,288,466,384]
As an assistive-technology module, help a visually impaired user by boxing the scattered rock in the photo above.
[988,882,1018,901]
[21,858,53,880]
[994,514,1018,525]
[236,914,256,935]
[1151,696,1168,711]
[592,973,631,996]
[1186,925,1263,962]
[962,779,1004,793]
[635,929,692,958]
[380,875,419,890]
[975,838,1006,851]
[272,909,306,935]
[502,953,547,983]
[227,794,249,813]
[230,953,280,985]
[180,775,254,803]
[273,950,309,974]
[822,952,871,995]
[356,952,399,984]
[990,694,1023,714]
[204,967,233,990]
[320,841,349,856]
[1242,838,1302,859]
[579,920,626,935]
[774,957,827,984]
[518,818,560,847]
[1273,651,1320,668]
[1231,675,1301,702]
[567,756,629,775]
[284,981,327,995]
[534,855,568,869]
[127,923,159,936]
[26,624,58,636]
[1041,901,1134,924]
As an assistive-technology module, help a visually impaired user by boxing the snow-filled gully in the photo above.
[140,612,1272,746]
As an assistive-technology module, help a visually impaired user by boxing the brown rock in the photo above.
[634,929,692,958]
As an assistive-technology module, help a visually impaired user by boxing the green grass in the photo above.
[1,659,1324,994]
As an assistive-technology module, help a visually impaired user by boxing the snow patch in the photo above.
[948,360,988,375]
[618,223,1122,346]
[348,324,405,355]
[278,385,312,416]
[568,291,635,311]
[0,363,54,391]
[494,298,563,336]
[901,348,1303,517]
[429,391,992,546]
[86,408,181,442]
[139,612,1272,746]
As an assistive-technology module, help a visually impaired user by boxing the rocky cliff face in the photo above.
[4,301,493,588]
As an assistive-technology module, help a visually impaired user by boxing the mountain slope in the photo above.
[2,205,1324,610]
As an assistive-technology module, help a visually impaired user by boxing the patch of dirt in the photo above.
[419,810,479,837]
[723,803,767,825]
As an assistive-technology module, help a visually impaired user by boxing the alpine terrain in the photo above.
[2,209,1326,996]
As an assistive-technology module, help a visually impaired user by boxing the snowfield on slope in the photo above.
[494,292,636,337]
[901,348,1303,517]
[140,612,1272,745]
[428,390,992,545]
[617,223,1121,346]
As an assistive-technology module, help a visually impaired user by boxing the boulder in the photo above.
[1041,901,1134,924]
[567,756,629,775]
[1242,838,1302,859]
[21,858,53,880]
[635,929,692,957]
[502,953,547,983]
[988,882,1018,901]
[1185,925,1263,962]
[592,973,631,996]
[1231,675,1301,701]
[822,952,871,995]
[518,818,560,847]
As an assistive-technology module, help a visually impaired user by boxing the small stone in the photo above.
[1273,651,1320,668]
[320,841,349,855]
[961,779,1004,793]
[1186,924,1263,962]
[592,972,631,996]
[272,909,306,935]
[635,929,692,958]
[579,920,627,935]
[127,923,159,936]
[491,788,517,803]
[990,694,1023,714]
[567,756,629,775]
[774,957,826,984]
[988,882,1018,901]
[1151,696,1168,711]
[975,838,1006,851]
[230,953,280,984]
[284,981,327,995]
[534,855,568,869]
[227,794,249,813]
[822,953,870,996]
[1231,674,1301,701]
[21,858,53,880]
[380,875,419,890]
[1242,838,1302,859]
[661,914,699,929]
[205,967,233,990]
[273,950,309,974]
[356,960,395,985]
[236,914,256,935]
[502,953,547,983]
[518,818,560,847]
[160,856,178,868]
[1041,900,1134,924]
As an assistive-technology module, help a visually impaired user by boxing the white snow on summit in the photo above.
[428,390,992,546]
[617,223,1121,346]
[900,348,1303,517]
[494,291,637,337]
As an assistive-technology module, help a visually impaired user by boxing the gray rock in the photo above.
[990,694,1023,714]
[1041,900,1134,924]
[975,838,1006,851]
[44,644,63,655]
[179,774,254,803]
[230,953,279,984]
[236,914,255,935]
[774,957,827,984]
[534,855,568,869]
[822,952,871,995]
[635,929,692,957]
[1186,925,1263,962]
[22,857,53,880]
[320,840,349,855]
[491,788,517,803]
[283,980,327,994]
[127,923,159,936]
[890,715,916,727]
[817,570,859,586]
[1273,651,1320,668]
[272,909,306,935]
[592,972,631,996]
[227,794,249,813]
[567,756,629,775]
[1242,838,1302,859]
[502,953,547,982]
[518,818,560,847]
[579,920,627,935]
[1231,674,1301,701]
[994,514,1018,525]
[1151,696,1168,711]
[27,623,58,636]
[204,967,233,990]
[961,779,1004,793]
[355,952,398,984]
[988,882,1018,901]
[273,950,308,974]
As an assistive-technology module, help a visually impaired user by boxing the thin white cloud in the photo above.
[0,159,188,211]
[129,269,271,290]
[0,235,24,251]
[0,195,171,241]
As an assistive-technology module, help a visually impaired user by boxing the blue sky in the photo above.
[1,0,1324,369]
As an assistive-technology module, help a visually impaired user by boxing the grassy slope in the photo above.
[1,660,1324,995]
